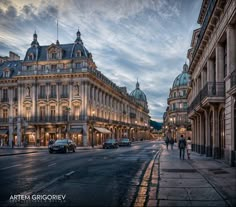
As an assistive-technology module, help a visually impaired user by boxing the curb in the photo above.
[133,148,162,207]
[0,151,38,157]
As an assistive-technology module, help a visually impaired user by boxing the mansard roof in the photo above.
[0,60,22,79]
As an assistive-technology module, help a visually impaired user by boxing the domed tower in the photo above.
[165,63,192,140]
[24,31,40,61]
[130,81,148,109]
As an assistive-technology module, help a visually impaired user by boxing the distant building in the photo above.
[0,51,20,63]
[0,29,150,147]
[163,64,192,140]
[187,0,236,166]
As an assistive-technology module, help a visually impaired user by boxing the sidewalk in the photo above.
[157,144,236,206]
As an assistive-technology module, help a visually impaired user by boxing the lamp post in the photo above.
[66,107,71,138]
[91,110,95,148]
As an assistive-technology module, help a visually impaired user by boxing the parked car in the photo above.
[49,139,76,153]
[103,139,119,149]
[48,139,55,148]
[118,138,131,146]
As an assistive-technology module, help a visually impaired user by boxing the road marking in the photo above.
[0,164,22,170]
[48,163,56,167]
[65,171,75,177]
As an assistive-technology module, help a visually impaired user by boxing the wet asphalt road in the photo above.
[0,141,160,207]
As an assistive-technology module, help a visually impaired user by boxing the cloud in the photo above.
[0,0,202,122]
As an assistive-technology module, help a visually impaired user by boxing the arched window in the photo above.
[76,50,81,57]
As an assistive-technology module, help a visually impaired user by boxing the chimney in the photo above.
[9,51,20,61]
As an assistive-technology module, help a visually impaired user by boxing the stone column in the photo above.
[17,84,22,146]
[227,25,236,75]
[205,109,211,156]
[216,43,225,82]
[200,112,205,154]
[212,105,220,159]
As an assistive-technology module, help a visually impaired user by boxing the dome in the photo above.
[172,64,190,88]
[130,81,147,102]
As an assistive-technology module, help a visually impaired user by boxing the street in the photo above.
[0,141,160,207]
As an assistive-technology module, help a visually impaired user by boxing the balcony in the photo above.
[38,95,47,99]
[188,82,225,114]
[167,95,187,104]
[169,108,188,114]
[49,94,57,99]
[61,94,69,98]
[1,97,9,102]
[0,118,8,123]
[228,70,236,95]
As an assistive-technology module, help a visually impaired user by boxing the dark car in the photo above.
[118,138,131,146]
[103,139,119,149]
[49,139,76,153]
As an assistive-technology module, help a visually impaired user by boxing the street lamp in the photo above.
[91,110,95,148]
[66,107,71,138]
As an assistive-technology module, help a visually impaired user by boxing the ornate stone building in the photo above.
[163,64,192,140]
[0,29,150,147]
[187,0,236,166]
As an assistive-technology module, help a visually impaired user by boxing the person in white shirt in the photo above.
[187,137,192,159]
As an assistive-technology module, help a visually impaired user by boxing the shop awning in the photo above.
[94,127,111,134]
[70,128,83,133]
[0,130,8,135]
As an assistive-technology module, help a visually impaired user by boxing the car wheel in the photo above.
[49,150,53,154]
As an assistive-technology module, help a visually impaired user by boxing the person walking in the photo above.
[187,137,192,159]
[165,136,170,150]
[170,137,174,150]
[178,135,186,160]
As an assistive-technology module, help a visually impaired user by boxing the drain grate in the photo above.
[162,169,197,173]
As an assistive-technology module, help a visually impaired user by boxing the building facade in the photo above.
[163,64,192,141]
[187,0,236,166]
[0,30,150,147]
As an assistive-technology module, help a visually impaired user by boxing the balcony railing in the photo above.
[188,82,225,113]
[61,94,69,98]
[201,82,225,100]
[169,108,188,113]
[230,70,236,89]
[0,118,8,123]
[49,94,57,99]
[1,97,9,102]
[38,95,47,99]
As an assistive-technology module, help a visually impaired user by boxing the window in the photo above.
[52,53,57,59]
[183,90,186,96]
[3,70,10,78]
[3,109,8,121]
[39,85,46,98]
[50,85,56,98]
[27,66,32,70]
[26,107,31,121]
[28,54,33,60]
[51,64,57,70]
[50,106,56,121]
[76,50,81,57]
[62,85,68,97]
[39,106,46,121]
[174,92,176,98]
[3,89,8,100]
[184,102,188,109]
[41,65,45,70]
[172,103,176,110]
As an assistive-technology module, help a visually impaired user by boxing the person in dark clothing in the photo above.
[170,137,174,150]
[178,135,186,160]
[165,136,170,150]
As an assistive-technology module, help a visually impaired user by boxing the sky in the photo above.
[0,0,202,122]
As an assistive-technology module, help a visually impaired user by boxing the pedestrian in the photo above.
[170,137,174,150]
[187,137,192,159]
[165,136,169,150]
[12,140,14,148]
[178,135,186,160]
